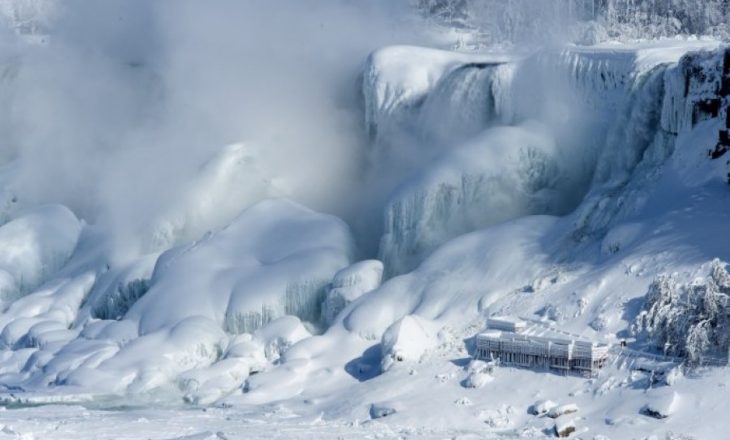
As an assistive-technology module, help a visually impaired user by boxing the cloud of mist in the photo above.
[0,0,432,260]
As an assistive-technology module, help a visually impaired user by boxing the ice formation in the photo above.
[321,260,383,325]
[0,205,81,305]
[368,42,725,274]
[129,198,354,335]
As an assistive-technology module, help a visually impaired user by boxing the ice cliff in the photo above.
[365,42,725,274]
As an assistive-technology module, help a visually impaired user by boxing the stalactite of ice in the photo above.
[92,279,150,321]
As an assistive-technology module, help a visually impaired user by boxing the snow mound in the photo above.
[463,359,494,388]
[127,198,354,335]
[380,315,438,372]
[0,205,82,304]
[321,260,383,325]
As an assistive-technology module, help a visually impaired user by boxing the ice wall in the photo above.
[369,43,724,275]
[574,45,728,239]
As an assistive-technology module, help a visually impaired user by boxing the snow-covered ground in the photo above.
[0,1,729,439]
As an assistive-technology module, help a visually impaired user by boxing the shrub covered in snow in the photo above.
[633,259,730,365]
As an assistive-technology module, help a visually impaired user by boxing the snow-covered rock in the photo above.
[380,315,437,372]
[369,401,400,419]
[548,403,579,419]
[554,417,577,437]
[531,399,558,416]
[321,260,383,325]
[642,390,680,419]
[144,143,280,252]
[253,316,311,362]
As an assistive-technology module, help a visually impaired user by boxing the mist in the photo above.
[0,0,433,260]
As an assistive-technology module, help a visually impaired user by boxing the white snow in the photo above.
[321,260,383,325]
[380,315,437,372]
[0,205,81,306]
[0,3,728,438]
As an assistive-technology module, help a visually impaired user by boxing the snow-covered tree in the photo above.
[634,259,730,365]
[413,0,730,45]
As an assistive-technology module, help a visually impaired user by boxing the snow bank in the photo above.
[127,198,354,335]
[0,205,81,304]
